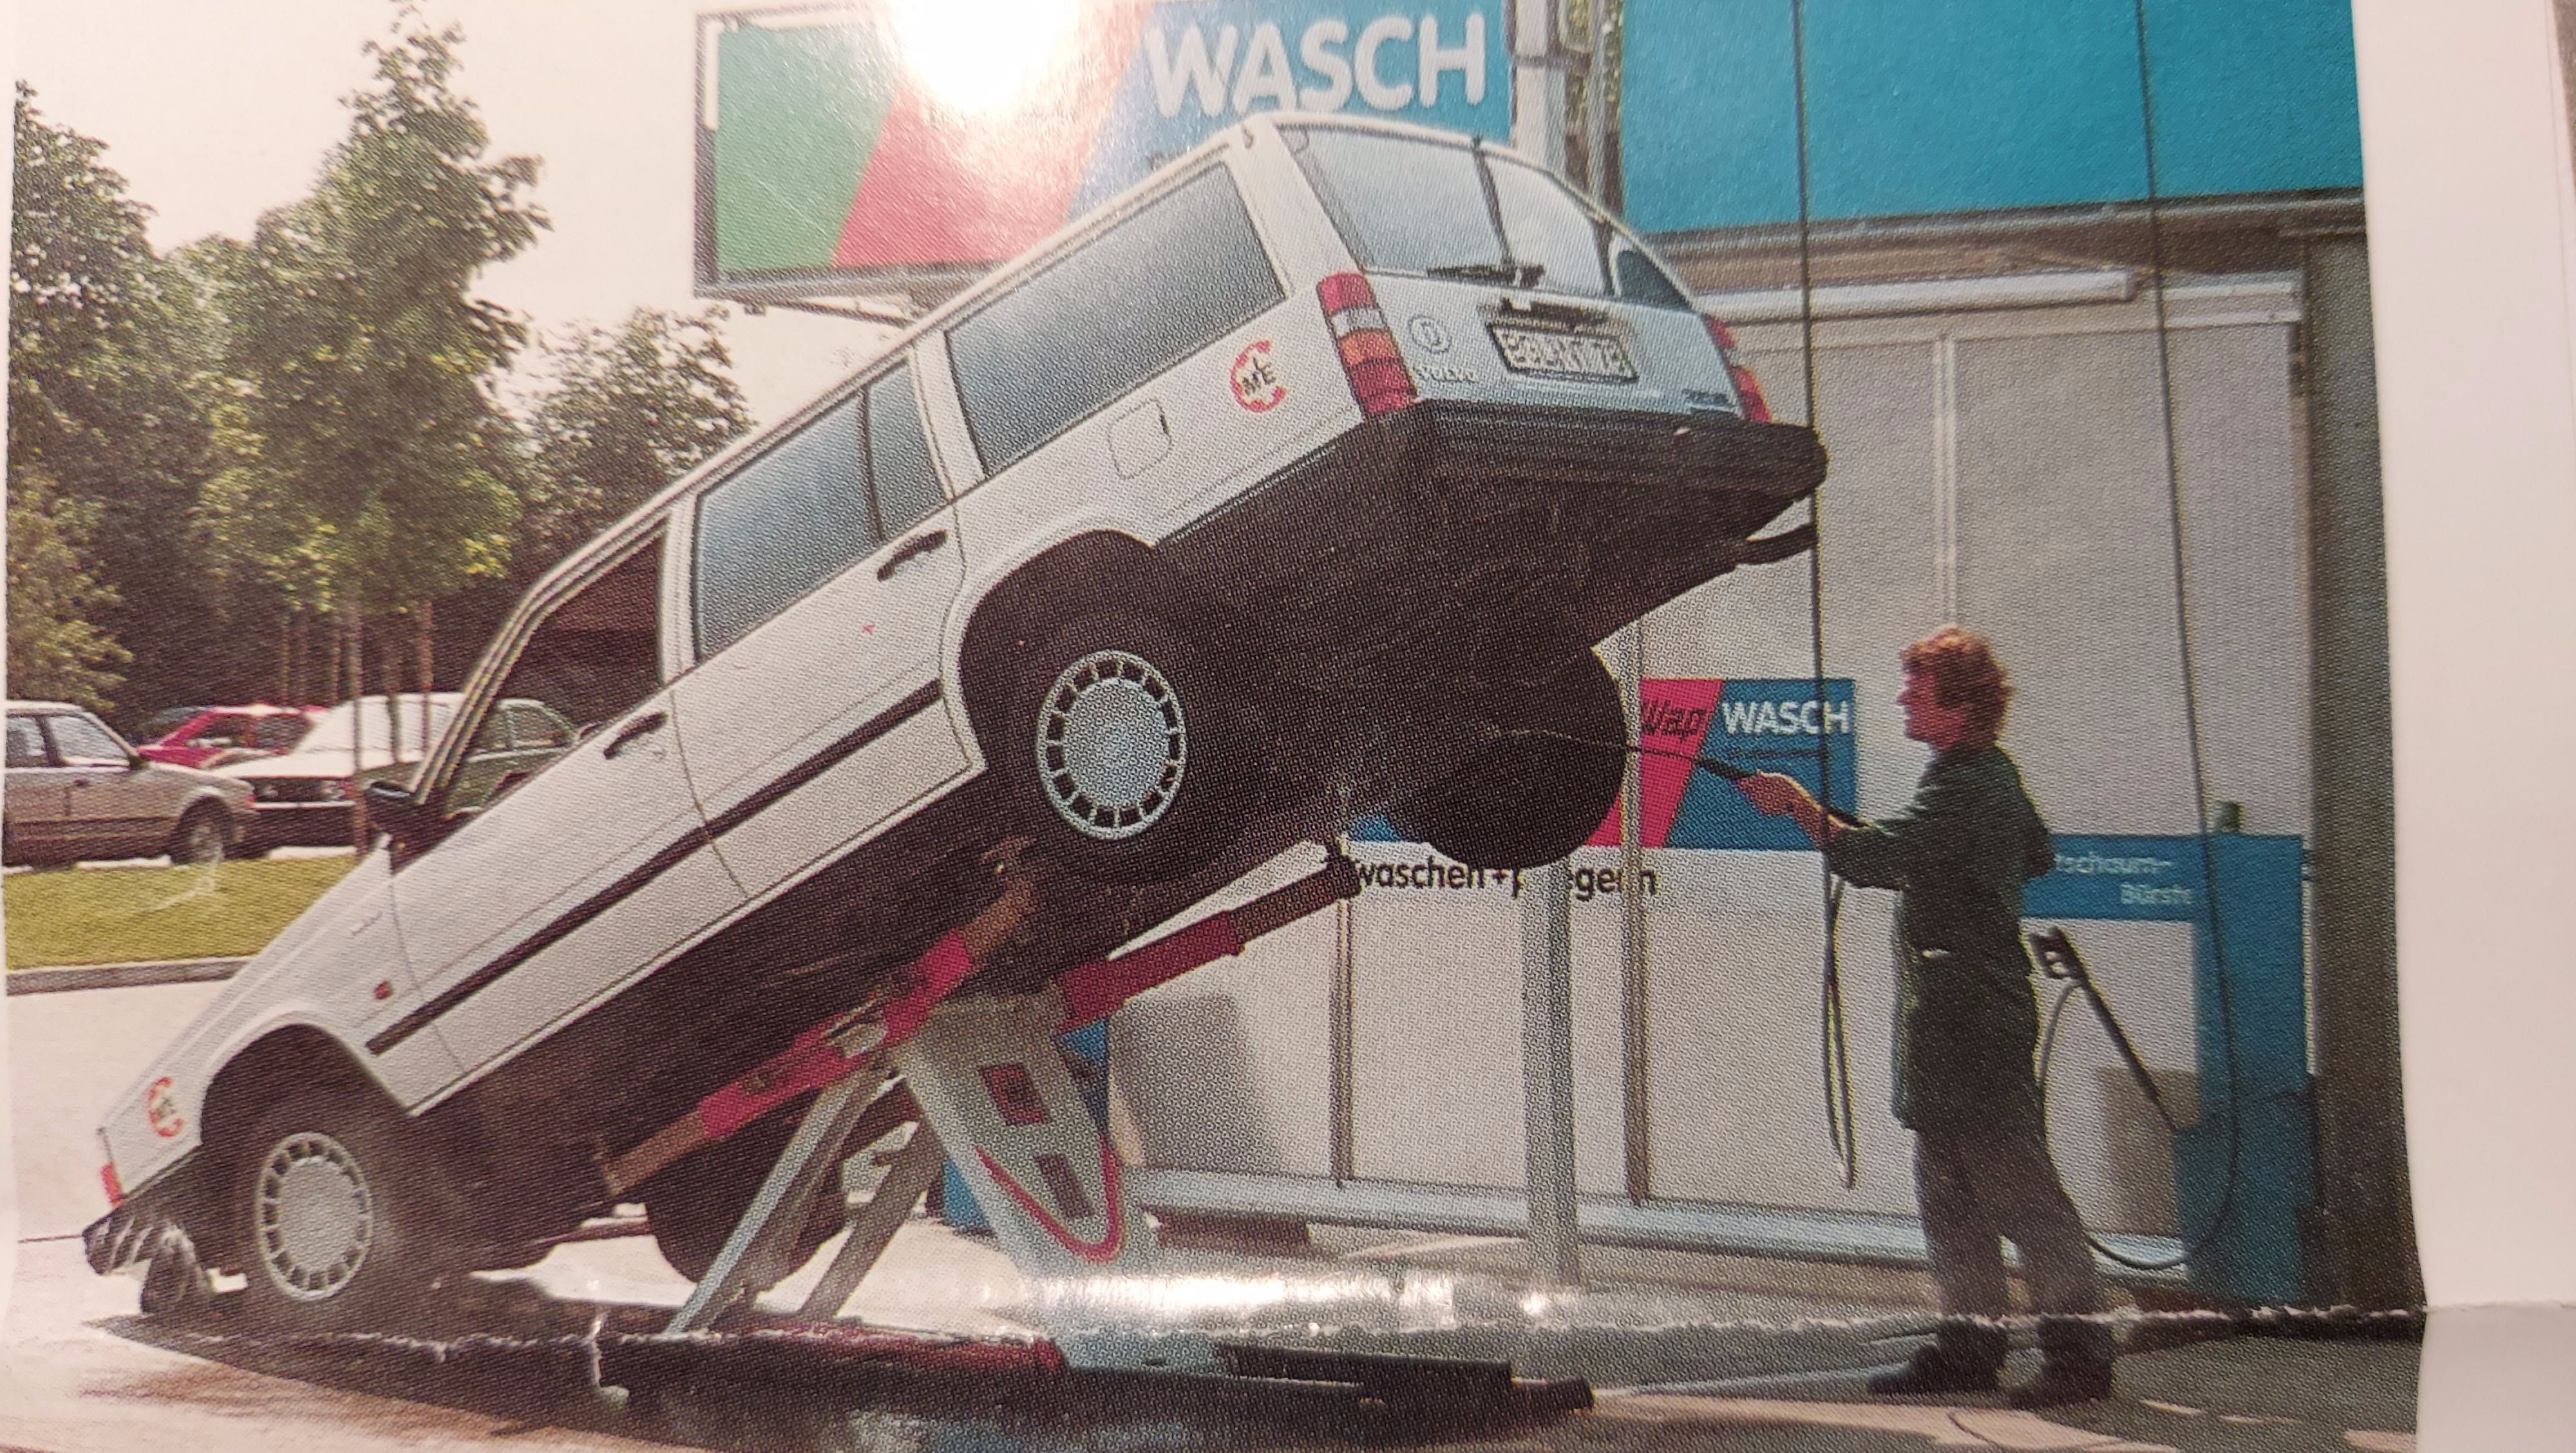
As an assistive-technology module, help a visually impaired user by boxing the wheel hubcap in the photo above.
[1036,649,1187,840]
[254,1131,375,1301]
[187,821,222,862]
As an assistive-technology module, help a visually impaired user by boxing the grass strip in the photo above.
[6,855,355,969]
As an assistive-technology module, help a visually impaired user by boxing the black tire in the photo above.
[231,1087,452,1329]
[168,806,229,867]
[1386,652,1628,869]
[641,1110,846,1287]
[993,609,1253,884]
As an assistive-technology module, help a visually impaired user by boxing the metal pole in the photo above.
[1584,3,1611,198]
[1521,859,1580,1287]
[1616,625,1651,1204]
[1330,884,1358,1184]
[2298,233,2420,1309]
[1513,0,1569,176]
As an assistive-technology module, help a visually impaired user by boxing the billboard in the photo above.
[697,1,1515,305]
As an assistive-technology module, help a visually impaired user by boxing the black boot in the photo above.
[1868,1320,2004,1396]
[2009,1316,2116,1408]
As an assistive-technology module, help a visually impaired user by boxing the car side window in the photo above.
[947,166,1283,473]
[868,363,945,537]
[6,717,49,768]
[695,397,875,656]
[45,713,129,766]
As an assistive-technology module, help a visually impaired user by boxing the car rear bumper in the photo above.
[1408,400,1827,495]
[1167,401,1827,687]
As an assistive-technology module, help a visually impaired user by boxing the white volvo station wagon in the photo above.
[88,116,1826,1325]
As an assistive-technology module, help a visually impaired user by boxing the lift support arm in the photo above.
[607,853,1361,1198]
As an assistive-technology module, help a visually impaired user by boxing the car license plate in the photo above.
[1490,325,1636,381]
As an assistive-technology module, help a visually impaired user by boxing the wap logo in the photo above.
[1354,679,1857,852]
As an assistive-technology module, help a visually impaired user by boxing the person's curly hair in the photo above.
[1901,625,2013,748]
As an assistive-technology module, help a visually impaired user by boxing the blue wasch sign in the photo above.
[1618,0,2365,234]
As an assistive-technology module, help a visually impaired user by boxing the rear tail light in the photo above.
[1703,314,1771,423]
[101,1161,123,1207]
[1318,272,1417,417]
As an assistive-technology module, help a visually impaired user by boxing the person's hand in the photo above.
[1735,772,1818,819]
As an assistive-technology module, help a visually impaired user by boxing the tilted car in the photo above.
[5,703,253,867]
[86,117,1827,1325]
[135,705,320,771]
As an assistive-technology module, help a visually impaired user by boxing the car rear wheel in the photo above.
[168,806,229,868]
[1385,652,1628,869]
[641,1109,847,1287]
[232,1089,451,1329]
[998,611,1253,883]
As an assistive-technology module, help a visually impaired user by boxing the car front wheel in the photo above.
[232,1089,450,1329]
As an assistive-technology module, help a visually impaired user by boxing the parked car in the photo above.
[85,117,1827,1326]
[135,705,320,770]
[4,702,253,867]
[217,694,580,855]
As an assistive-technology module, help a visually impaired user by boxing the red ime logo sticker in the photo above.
[144,1076,184,1139]
[1230,339,1285,412]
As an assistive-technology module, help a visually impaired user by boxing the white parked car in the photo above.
[5,702,252,868]
[220,694,576,855]
[86,117,1826,1325]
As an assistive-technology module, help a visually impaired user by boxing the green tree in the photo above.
[10,86,218,714]
[521,307,752,574]
[204,11,545,702]
[6,470,131,709]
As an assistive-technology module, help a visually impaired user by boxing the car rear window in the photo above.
[947,166,1283,473]
[249,716,310,751]
[1286,126,1694,310]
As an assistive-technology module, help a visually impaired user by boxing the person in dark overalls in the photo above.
[1736,626,2114,1408]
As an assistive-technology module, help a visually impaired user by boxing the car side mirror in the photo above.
[362,779,438,845]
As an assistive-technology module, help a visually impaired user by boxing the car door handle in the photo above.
[877,529,950,580]
[603,711,668,760]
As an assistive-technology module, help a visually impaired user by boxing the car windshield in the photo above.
[1282,126,1692,310]
[301,698,459,760]
[139,708,200,741]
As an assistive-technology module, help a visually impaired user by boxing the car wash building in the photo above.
[695,0,2409,1308]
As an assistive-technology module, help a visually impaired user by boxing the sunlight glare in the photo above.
[882,0,1083,117]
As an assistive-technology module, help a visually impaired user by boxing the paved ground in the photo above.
[1,980,2422,1452]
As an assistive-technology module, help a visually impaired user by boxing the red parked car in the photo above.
[133,705,321,770]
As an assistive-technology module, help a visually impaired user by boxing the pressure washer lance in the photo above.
[1497,725,1864,828]
[2027,926,2181,1135]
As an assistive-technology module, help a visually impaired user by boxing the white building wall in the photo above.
[1117,277,2309,1241]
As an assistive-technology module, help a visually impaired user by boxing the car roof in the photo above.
[6,701,84,714]
[460,115,1560,774]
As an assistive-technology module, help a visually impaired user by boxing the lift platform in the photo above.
[605,846,1591,1419]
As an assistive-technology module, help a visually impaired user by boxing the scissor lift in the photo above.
[609,846,1591,1415]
